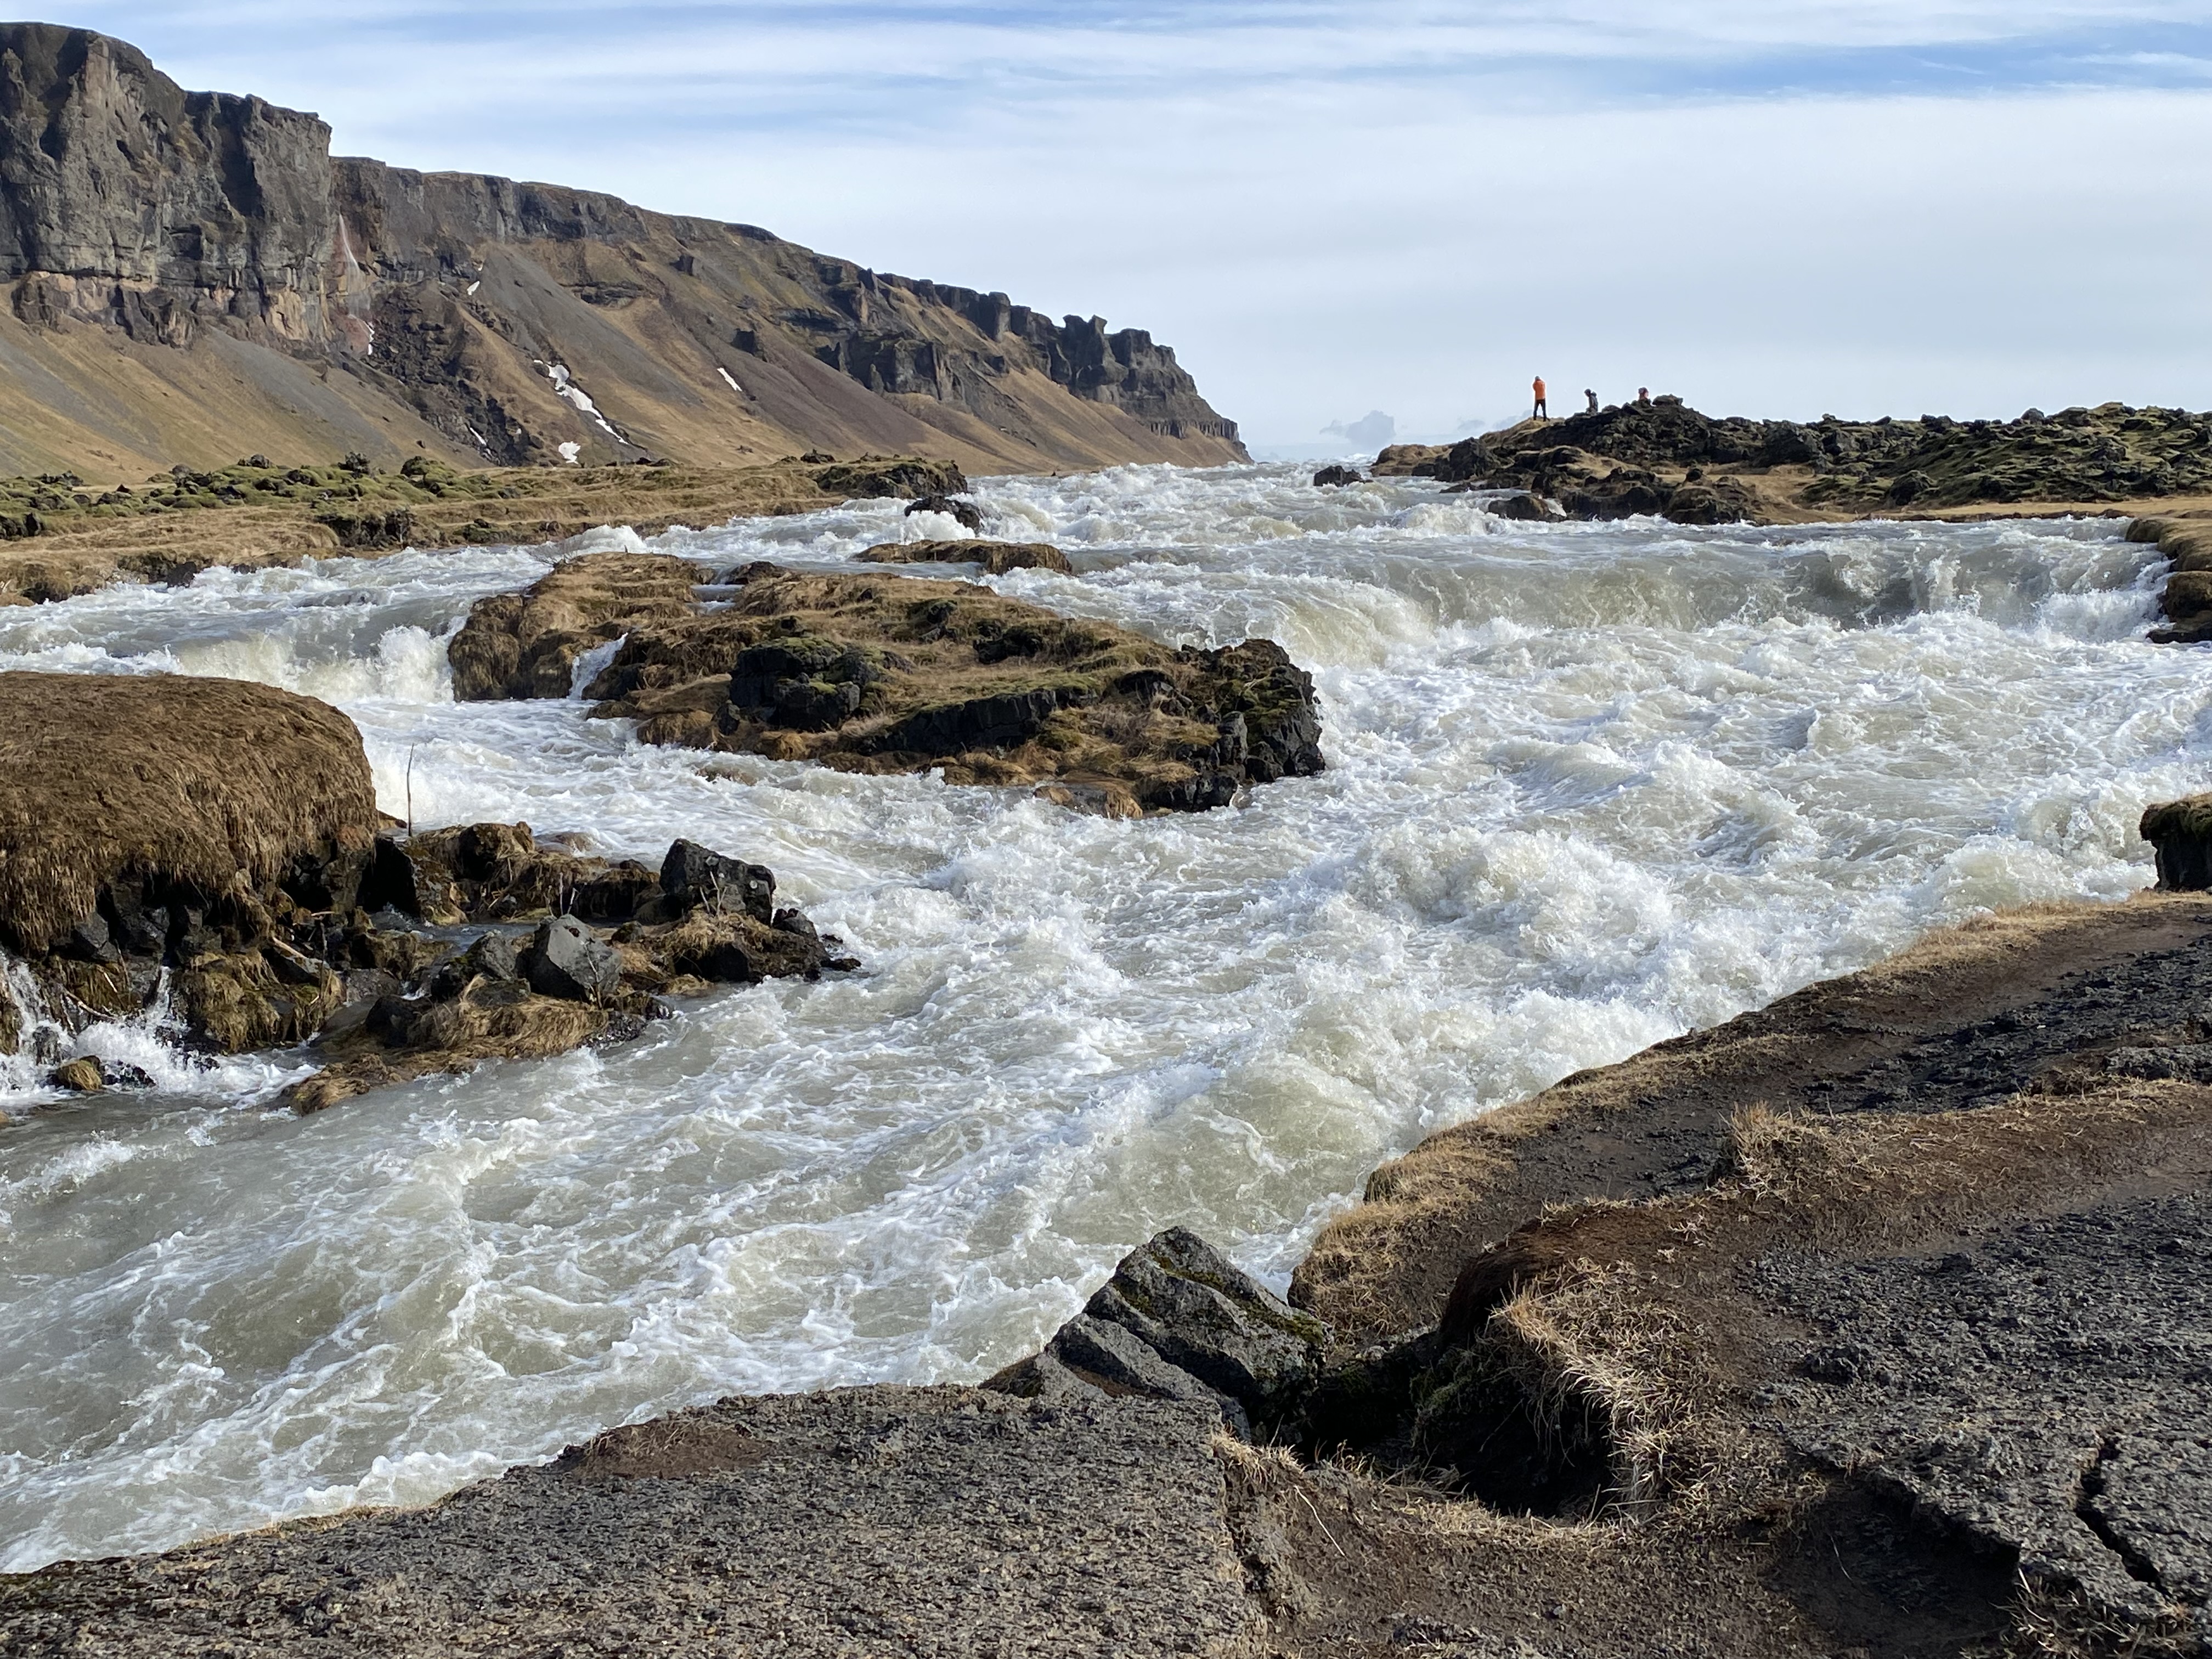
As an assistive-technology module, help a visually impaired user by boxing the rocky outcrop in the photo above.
[2131,515,2212,645]
[858,539,1074,576]
[1429,399,2212,525]
[0,671,377,1058]
[0,1387,1261,1659]
[1444,445,1763,524]
[0,670,843,1103]
[447,550,718,702]
[2140,794,2212,889]
[284,823,849,1113]
[989,1228,1332,1441]
[449,554,1327,813]
[0,24,1246,481]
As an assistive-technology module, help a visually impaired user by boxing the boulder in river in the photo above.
[902,493,984,532]
[449,555,1327,814]
[0,668,848,1108]
[0,671,376,1060]
[521,916,622,1002]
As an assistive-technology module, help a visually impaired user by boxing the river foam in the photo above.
[0,464,2200,1568]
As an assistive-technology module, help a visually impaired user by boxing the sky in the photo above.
[38,1,2212,447]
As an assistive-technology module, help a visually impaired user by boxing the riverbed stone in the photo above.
[520,916,621,1002]
[660,838,775,922]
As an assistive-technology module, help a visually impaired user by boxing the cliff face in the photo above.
[0,24,1245,479]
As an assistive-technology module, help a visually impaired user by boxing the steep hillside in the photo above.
[0,24,1246,482]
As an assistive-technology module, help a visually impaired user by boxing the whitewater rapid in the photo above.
[0,465,2200,1569]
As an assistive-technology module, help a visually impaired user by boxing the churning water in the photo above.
[0,465,2203,1568]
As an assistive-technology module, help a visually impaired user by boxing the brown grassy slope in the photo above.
[451,555,1326,812]
[1294,894,2212,1340]
[0,454,957,603]
[0,672,378,955]
[0,313,474,483]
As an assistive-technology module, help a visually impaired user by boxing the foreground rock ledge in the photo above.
[12,891,2210,1656]
[450,553,1327,814]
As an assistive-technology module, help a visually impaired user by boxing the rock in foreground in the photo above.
[0,672,377,1061]
[988,1227,1331,1440]
[451,555,1327,814]
[0,670,844,1107]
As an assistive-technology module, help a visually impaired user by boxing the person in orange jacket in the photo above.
[1532,376,1548,419]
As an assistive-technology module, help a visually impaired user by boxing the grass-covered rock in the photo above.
[449,555,1328,814]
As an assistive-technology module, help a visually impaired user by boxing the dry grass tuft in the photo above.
[1999,1579,2202,1658]
[0,672,377,954]
[1476,1264,1718,1514]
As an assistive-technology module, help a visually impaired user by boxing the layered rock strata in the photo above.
[0,24,1245,480]
[449,553,1327,814]
[2131,514,2212,645]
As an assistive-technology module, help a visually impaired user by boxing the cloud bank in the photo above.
[33,1,2212,443]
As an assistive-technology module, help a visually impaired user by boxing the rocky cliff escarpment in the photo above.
[0,24,1245,481]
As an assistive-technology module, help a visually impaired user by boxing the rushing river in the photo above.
[0,464,2202,1569]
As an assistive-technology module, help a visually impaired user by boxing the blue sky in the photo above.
[41,1,2212,445]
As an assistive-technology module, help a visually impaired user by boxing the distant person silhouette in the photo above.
[1532,376,1548,419]
[1636,387,1651,407]
[1584,389,1598,414]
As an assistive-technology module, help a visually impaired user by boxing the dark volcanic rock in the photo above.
[1765,1194,2212,1624]
[859,539,1073,576]
[1312,465,1364,488]
[904,493,984,531]
[2134,516,2212,645]
[991,1228,1333,1442]
[878,686,1068,755]
[520,916,622,1001]
[1483,490,1564,522]
[0,1388,1259,1659]
[660,838,775,922]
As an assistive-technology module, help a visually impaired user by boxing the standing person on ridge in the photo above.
[1532,376,1548,419]
[1585,389,1599,414]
